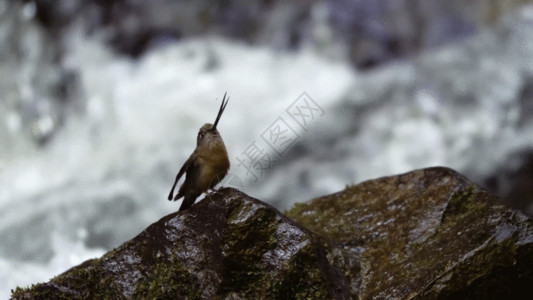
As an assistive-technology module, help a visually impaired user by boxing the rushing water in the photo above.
[2,2,533,297]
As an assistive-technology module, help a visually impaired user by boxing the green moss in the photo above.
[11,283,63,300]
[66,261,120,298]
[11,256,122,300]
[284,202,308,220]
[219,241,331,299]
[11,285,48,300]
[285,201,328,236]
[134,255,201,299]
[442,184,485,223]
[284,192,357,242]
[101,241,131,260]
[10,287,24,298]
[219,199,332,298]
[273,244,331,299]
[219,203,280,296]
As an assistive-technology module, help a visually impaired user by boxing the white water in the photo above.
[2,5,533,298]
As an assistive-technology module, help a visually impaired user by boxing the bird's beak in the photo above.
[212,92,229,131]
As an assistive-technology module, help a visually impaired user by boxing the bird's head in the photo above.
[196,93,229,148]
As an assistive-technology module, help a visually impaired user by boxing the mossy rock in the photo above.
[11,188,349,299]
[12,167,533,299]
[286,167,533,299]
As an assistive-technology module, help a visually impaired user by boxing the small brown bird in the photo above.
[168,93,230,211]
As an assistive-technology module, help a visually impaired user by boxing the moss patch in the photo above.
[11,258,120,300]
[134,255,201,299]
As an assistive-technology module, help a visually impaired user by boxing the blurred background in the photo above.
[1,0,533,296]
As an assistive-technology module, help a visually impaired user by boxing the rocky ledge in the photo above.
[11,167,533,299]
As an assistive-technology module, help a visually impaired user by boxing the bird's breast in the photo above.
[196,149,229,188]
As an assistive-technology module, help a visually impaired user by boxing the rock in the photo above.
[286,167,533,299]
[11,167,533,299]
[11,189,346,299]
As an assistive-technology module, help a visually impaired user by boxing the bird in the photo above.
[168,93,231,211]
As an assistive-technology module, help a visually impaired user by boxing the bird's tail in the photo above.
[168,182,178,201]
[173,189,184,201]
[178,194,197,211]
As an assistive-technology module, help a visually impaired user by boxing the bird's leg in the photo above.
[206,187,219,195]
[211,184,225,193]
[204,190,226,209]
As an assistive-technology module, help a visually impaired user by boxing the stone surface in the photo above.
[287,167,533,299]
[11,189,345,299]
[11,167,533,299]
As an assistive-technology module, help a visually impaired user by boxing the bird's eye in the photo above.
[199,132,205,139]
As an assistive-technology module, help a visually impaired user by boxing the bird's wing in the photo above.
[168,153,196,200]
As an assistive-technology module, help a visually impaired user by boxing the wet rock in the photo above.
[287,167,533,299]
[11,167,533,299]
[11,189,348,299]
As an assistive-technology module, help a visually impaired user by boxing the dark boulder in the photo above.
[12,167,533,299]
[287,167,533,299]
